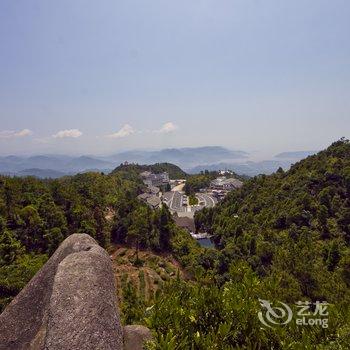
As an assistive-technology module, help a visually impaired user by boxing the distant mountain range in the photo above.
[0,147,248,178]
[16,168,68,179]
[109,147,248,167]
[274,150,317,159]
[186,150,318,176]
[0,155,114,177]
[186,160,293,176]
[0,147,317,178]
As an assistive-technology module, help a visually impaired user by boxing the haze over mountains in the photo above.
[274,151,318,159]
[0,146,317,178]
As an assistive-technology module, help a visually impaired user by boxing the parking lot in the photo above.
[163,191,186,212]
[162,191,217,213]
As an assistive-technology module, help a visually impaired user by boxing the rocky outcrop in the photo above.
[0,234,151,350]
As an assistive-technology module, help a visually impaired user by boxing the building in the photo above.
[141,171,170,188]
[146,196,161,209]
[211,190,226,200]
[150,172,169,187]
[146,185,160,195]
[218,170,234,176]
[173,216,196,234]
[137,193,151,201]
[140,171,152,178]
[210,176,243,191]
[137,193,161,209]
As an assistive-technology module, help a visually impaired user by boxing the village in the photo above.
[137,170,243,246]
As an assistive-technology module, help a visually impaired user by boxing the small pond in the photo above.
[197,238,215,248]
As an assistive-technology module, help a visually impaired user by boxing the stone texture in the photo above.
[44,247,122,350]
[0,234,124,350]
[124,325,153,350]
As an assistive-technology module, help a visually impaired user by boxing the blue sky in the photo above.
[0,0,349,156]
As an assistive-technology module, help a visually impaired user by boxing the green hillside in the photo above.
[0,171,199,313]
[144,139,350,349]
[197,139,350,276]
[194,139,350,295]
[112,162,187,180]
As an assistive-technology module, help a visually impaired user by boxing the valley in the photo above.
[1,139,350,349]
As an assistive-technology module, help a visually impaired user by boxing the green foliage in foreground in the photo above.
[145,266,350,349]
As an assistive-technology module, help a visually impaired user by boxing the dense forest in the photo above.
[195,138,350,290]
[144,139,350,349]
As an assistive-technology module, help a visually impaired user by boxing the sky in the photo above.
[0,0,349,157]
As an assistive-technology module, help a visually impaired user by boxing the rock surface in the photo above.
[0,234,126,350]
[124,325,153,350]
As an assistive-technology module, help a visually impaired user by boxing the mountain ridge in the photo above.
[0,146,322,178]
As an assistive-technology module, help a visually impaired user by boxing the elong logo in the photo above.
[258,299,329,329]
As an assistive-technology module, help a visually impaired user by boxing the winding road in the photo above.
[196,193,217,208]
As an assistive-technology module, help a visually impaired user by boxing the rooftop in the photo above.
[173,216,196,233]
[211,176,243,188]
[137,193,151,201]
[146,196,161,208]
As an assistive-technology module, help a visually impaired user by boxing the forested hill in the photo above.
[0,171,198,313]
[196,139,350,294]
[112,162,187,179]
[198,139,350,239]
[184,170,247,195]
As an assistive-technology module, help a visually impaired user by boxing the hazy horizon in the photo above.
[1,1,349,156]
[0,144,320,165]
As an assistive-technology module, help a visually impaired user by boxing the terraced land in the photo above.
[110,246,186,306]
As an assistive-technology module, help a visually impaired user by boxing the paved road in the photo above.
[196,193,217,208]
[171,182,185,192]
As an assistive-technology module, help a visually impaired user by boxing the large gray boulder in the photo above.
[0,234,124,350]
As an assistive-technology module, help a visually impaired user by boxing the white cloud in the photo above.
[106,124,135,138]
[52,129,83,138]
[0,129,33,139]
[155,122,178,134]
[104,122,178,139]
[15,129,32,137]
